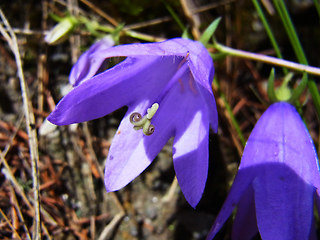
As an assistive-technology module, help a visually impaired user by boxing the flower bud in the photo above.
[45,16,77,45]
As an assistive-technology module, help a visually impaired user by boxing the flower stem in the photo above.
[213,42,320,77]
[213,78,246,147]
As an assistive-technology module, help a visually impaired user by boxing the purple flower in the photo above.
[69,36,115,86]
[207,102,320,240]
[47,38,218,208]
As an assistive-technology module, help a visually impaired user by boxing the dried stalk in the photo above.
[0,9,41,240]
[180,0,201,39]
[10,187,32,240]
[0,151,56,237]
[97,212,125,240]
[0,208,22,240]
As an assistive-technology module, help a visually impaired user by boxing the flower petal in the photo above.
[157,67,215,207]
[206,168,255,240]
[48,56,181,125]
[188,41,215,92]
[310,217,318,240]
[92,38,216,122]
[316,189,320,216]
[240,102,320,188]
[253,164,314,240]
[104,65,191,191]
[90,38,202,60]
[232,185,258,240]
[104,65,215,205]
[69,36,114,86]
[156,66,212,208]
[86,38,214,85]
[198,84,218,132]
[172,110,209,208]
[104,101,175,191]
[310,190,320,239]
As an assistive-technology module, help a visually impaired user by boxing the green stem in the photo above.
[78,16,166,42]
[123,30,166,42]
[224,97,246,146]
[214,78,246,146]
[213,43,320,77]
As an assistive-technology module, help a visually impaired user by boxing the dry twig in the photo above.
[0,9,41,240]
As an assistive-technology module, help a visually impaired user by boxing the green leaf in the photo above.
[164,1,186,32]
[181,28,192,39]
[48,12,64,22]
[275,72,293,101]
[267,68,277,103]
[252,0,287,75]
[307,80,320,119]
[112,23,125,44]
[314,0,320,20]
[199,17,221,46]
[289,72,308,104]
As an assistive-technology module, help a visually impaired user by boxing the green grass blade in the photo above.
[163,1,186,32]
[267,68,278,102]
[313,0,320,21]
[273,0,320,118]
[213,78,246,146]
[199,17,221,46]
[273,0,308,64]
[289,72,308,104]
[252,0,287,75]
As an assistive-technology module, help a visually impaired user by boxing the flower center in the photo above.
[129,103,159,136]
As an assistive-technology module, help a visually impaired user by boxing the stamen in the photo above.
[129,103,159,136]
[177,51,189,70]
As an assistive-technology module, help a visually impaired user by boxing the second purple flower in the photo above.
[207,102,320,239]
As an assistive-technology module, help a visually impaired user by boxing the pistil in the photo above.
[129,103,159,135]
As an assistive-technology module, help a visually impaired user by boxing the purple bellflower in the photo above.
[207,102,320,240]
[47,38,218,208]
